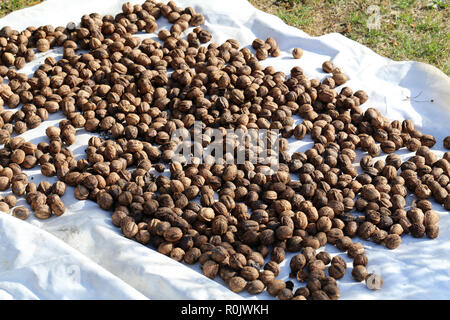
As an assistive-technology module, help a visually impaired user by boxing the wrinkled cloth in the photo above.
[0,0,449,300]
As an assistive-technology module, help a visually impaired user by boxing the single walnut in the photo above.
[34,204,52,219]
[270,246,285,263]
[0,176,10,191]
[423,210,439,226]
[415,183,431,199]
[316,251,331,265]
[4,194,16,207]
[10,149,25,164]
[135,230,151,245]
[293,124,307,140]
[276,225,293,240]
[327,228,344,244]
[426,225,439,239]
[0,201,10,212]
[121,217,138,238]
[290,253,306,272]
[12,181,26,196]
[229,253,246,271]
[198,207,215,222]
[353,254,369,267]
[2,52,15,66]
[385,234,402,249]
[347,243,366,258]
[259,270,275,286]
[371,229,388,244]
[444,136,450,150]
[240,266,259,281]
[96,191,114,210]
[381,140,396,154]
[357,221,376,239]
[410,223,426,238]
[277,288,293,300]
[158,242,173,256]
[323,283,340,300]
[247,280,265,295]
[38,181,52,195]
[163,227,183,242]
[41,163,56,177]
[336,236,353,251]
[292,48,303,59]
[184,248,202,265]
[267,279,286,297]
[202,260,219,279]
[228,276,247,293]
[47,194,66,216]
[211,246,229,263]
[331,255,346,267]
[255,48,268,60]
[420,134,436,148]
[12,206,29,220]
[308,259,326,272]
[252,38,265,49]
[328,263,346,280]
[37,38,50,52]
[74,184,89,200]
[52,181,66,196]
[332,73,347,86]
[322,61,334,73]
[46,126,61,139]
[352,265,368,282]
[406,138,421,151]
[170,248,185,262]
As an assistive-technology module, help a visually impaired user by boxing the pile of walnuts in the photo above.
[0,0,449,300]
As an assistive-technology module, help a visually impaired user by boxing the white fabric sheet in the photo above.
[0,0,449,300]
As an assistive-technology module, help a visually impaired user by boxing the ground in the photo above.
[0,0,43,17]
[0,0,449,75]
[249,0,449,75]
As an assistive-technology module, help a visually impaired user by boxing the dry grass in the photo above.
[0,0,43,17]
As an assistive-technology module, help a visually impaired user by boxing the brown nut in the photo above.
[292,48,303,59]
[12,206,29,220]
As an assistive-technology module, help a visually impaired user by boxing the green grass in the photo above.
[250,0,450,75]
[0,0,43,18]
[276,5,314,26]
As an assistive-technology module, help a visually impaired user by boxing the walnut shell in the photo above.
[12,206,29,220]
[292,48,303,59]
